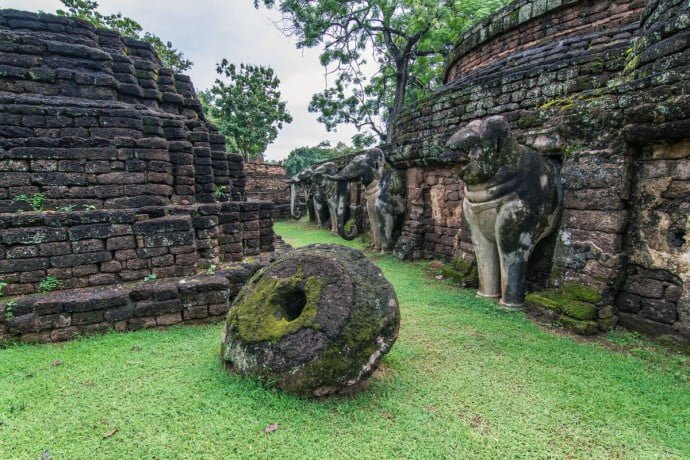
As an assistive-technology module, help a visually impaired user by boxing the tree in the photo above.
[283,142,341,177]
[56,0,192,73]
[201,60,293,161]
[255,0,509,144]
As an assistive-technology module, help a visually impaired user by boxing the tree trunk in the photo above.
[386,57,409,143]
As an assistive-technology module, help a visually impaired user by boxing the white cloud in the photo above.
[1,0,366,161]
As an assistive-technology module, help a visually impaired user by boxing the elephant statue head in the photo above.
[439,115,562,307]
[442,115,522,186]
[327,148,405,251]
[287,166,315,220]
[327,148,385,186]
[311,162,339,230]
[324,149,385,241]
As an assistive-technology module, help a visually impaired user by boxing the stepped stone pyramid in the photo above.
[0,10,277,343]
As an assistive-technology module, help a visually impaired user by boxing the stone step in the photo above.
[0,258,271,344]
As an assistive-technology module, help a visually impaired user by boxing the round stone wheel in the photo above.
[221,244,400,397]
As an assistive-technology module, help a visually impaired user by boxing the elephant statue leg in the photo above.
[328,195,338,233]
[312,196,322,226]
[471,231,500,299]
[497,247,529,308]
[495,203,539,308]
[465,201,500,298]
[383,214,395,253]
[367,193,383,251]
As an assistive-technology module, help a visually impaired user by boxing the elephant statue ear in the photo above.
[483,116,511,153]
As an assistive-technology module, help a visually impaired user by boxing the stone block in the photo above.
[156,312,183,326]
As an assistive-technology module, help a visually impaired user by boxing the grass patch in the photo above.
[0,219,688,459]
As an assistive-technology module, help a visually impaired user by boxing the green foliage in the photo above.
[143,274,157,282]
[213,185,228,200]
[0,282,7,297]
[55,0,192,72]
[55,205,77,212]
[12,193,45,211]
[283,142,349,177]
[256,0,510,143]
[38,276,62,293]
[0,220,688,457]
[201,60,292,161]
[4,300,16,320]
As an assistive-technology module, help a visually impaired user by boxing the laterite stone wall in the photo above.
[0,10,277,344]
[387,0,689,341]
[244,162,290,219]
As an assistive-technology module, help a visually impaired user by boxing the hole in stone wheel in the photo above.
[278,287,307,321]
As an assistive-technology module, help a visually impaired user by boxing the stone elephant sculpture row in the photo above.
[286,149,406,253]
[288,114,561,307]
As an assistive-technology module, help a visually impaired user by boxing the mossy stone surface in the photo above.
[441,258,479,288]
[558,315,598,336]
[526,284,598,321]
[221,244,400,397]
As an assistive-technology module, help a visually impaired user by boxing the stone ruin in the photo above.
[244,161,290,220]
[285,0,688,342]
[0,10,276,344]
[381,0,689,342]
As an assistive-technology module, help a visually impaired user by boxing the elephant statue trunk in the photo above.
[311,162,339,231]
[289,181,302,220]
[334,180,359,240]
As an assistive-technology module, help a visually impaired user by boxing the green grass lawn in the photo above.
[1,220,688,459]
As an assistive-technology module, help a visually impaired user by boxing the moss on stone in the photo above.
[559,299,597,321]
[526,284,599,321]
[516,111,541,128]
[525,292,560,311]
[597,317,616,332]
[344,219,356,234]
[539,95,576,111]
[558,315,598,336]
[228,273,325,344]
[560,283,602,304]
[588,59,605,74]
[441,258,479,288]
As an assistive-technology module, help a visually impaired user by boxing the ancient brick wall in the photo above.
[0,203,274,297]
[388,0,689,341]
[0,10,276,344]
[444,0,646,82]
[0,9,245,207]
[244,162,290,219]
[0,262,262,344]
[613,0,690,339]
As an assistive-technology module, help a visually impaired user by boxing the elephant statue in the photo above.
[288,167,315,222]
[327,148,406,252]
[311,162,339,232]
[439,115,563,308]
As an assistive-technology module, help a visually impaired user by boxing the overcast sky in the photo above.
[2,0,363,161]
